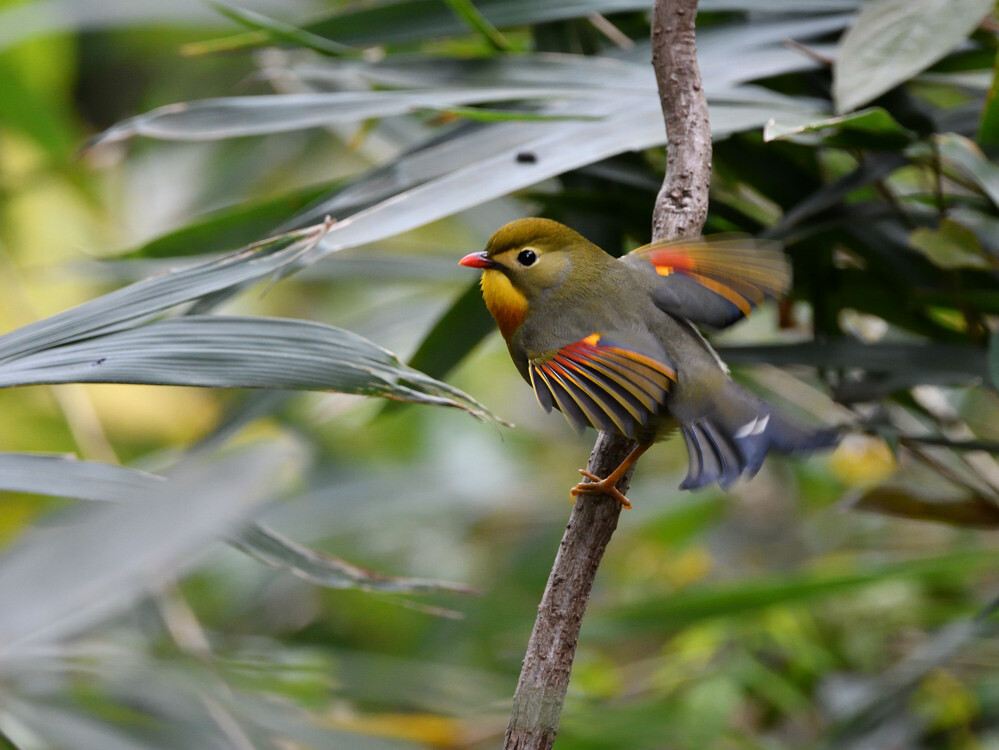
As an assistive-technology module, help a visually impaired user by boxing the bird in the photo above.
[458,217,839,508]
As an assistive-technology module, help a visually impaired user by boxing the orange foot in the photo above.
[570,470,633,509]
[567,442,652,510]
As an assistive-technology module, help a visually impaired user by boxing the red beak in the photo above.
[459,251,496,269]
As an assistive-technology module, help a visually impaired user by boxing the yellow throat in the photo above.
[480,269,528,338]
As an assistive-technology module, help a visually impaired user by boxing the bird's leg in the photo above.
[570,442,652,509]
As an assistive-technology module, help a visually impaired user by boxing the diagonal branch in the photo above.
[503,1,711,748]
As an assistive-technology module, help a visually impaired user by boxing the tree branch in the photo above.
[503,1,711,748]
[652,0,712,239]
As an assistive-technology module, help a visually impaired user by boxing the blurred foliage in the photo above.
[1,0,999,748]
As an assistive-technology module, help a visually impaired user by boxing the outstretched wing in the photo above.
[626,235,790,328]
[528,333,676,439]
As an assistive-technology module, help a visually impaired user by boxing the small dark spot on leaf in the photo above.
[93,358,107,366]
[516,151,537,164]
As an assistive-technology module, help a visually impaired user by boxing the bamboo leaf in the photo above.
[233,524,480,595]
[192,0,856,53]
[85,88,589,147]
[210,2,355,57]
[0,453,162,501]
[0,226,324,363]
[0,316,499,421]
[116,182,338,259]
[441,0,514,51]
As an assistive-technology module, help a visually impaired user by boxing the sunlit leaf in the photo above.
[834,0,995,112]
[764,107,915,149]
[909,218,992,270]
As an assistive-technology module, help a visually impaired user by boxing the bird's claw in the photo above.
[569,469,633,509]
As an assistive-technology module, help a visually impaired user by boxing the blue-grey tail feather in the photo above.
[679,385,840,491]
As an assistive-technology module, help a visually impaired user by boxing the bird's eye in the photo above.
[517,249,538,266]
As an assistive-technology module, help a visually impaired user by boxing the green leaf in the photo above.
[909,218,992,269]
[0,452,479,600]
[0,58,75,164]
[116,182,338,259]
[979,48,999,144]
[233,524,479,595]
[602,551,999,633]
[834,0,995,113]
[0,316,499,421]
[763,107,915,149]
[441,0,514,51]
[921,132,999,209]
[0,227,321,363]
[192,0,857,53]
[86,88,585,146]
[851,485,999,527]
[0,727,21,750]
[210,2,355,57]
[290,52,651,92]
[0,441,301,655]
[718,341,989,385]
[990,328,999,389]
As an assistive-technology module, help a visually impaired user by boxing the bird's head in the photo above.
[459,218,605,337]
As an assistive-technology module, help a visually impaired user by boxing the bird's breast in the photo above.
[481,269,528,338]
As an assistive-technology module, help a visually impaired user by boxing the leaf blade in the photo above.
[0,316,498,420]
[834,0,995,113]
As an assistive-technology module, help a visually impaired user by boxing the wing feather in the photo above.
[529,334,675,438]
[626,235,790,328]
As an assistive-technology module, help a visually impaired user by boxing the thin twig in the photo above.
[502,1,711,747]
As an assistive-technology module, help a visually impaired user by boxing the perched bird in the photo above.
[459,218,838,507]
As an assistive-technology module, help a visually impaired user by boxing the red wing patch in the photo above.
[528,334,675,438]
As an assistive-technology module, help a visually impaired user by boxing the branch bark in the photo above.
[503,1,711,749]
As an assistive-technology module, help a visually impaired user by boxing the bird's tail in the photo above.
[678,380,840,490]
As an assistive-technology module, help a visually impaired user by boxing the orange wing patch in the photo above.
[630,235,790,326]
[529,334,675,438]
